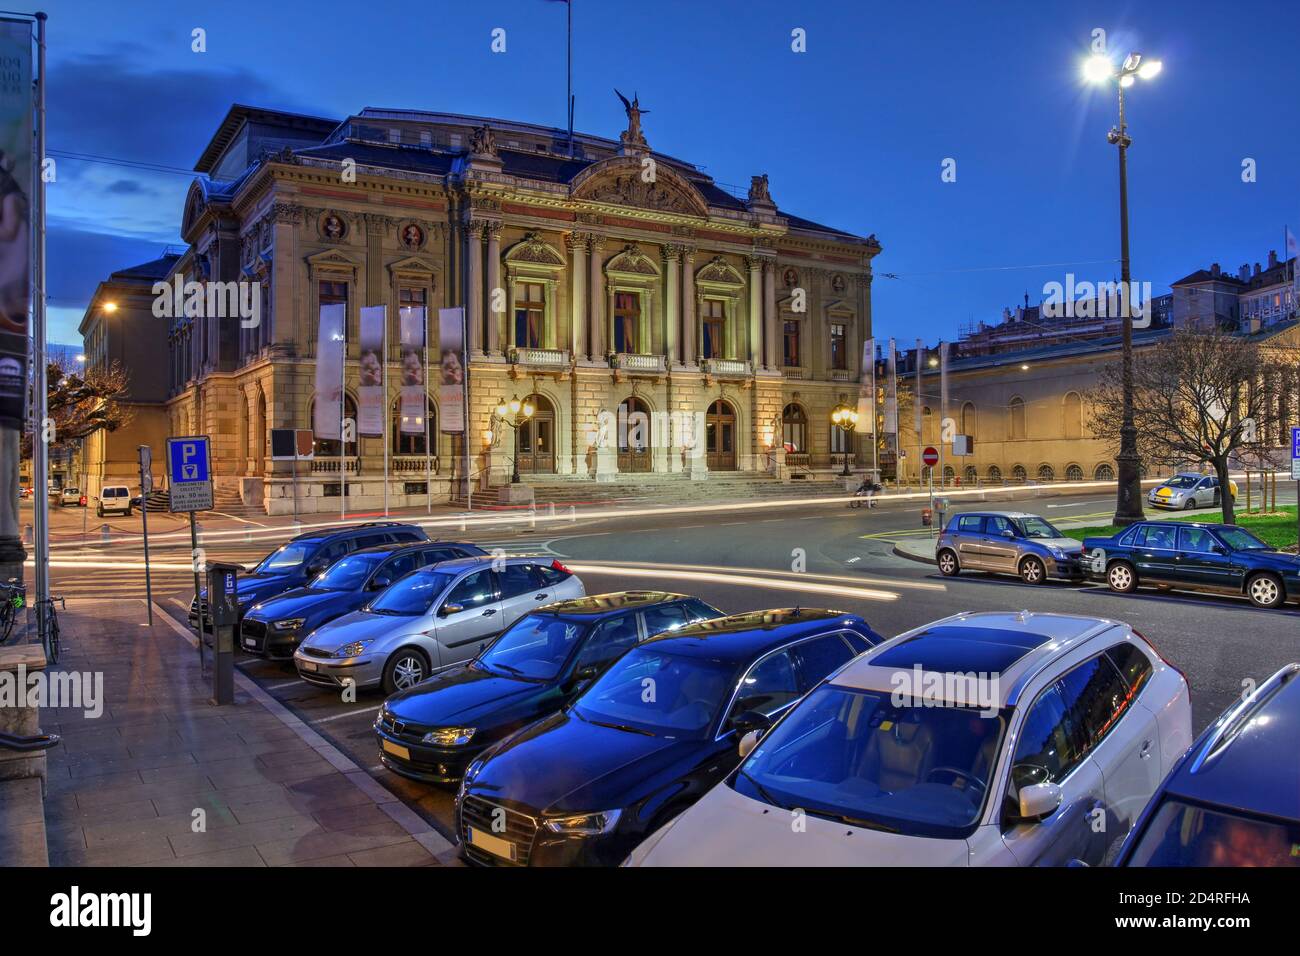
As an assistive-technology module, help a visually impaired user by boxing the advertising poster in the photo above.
[357,305,385,436]
[438,306,465,434]
[0,18,31,429]
[398,305,426,435]
[313,303,345,441]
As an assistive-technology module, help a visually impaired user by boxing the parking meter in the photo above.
[921,508,932,527]
[206,562,241,705]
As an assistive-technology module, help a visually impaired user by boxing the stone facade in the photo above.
[149,104,879,512]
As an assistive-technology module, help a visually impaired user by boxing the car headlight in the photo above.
[273,618,306,631]
[422,727,476,747]
[458,757,486,802]
[543,809,622,835]
[1047,546,1064,558]
[334,639,374,658]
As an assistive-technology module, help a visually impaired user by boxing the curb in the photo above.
[151,601,456,858]
[891,542,936,565]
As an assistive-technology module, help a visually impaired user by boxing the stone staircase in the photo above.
[206,486,267,519]
[460,472,855,508]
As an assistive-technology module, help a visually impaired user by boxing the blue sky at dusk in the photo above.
[39,0,1300,345]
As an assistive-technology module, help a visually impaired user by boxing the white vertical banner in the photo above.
[0,17,31,429]
[939,341,950,425]
[313,303,345,441]
[914,338,925,446]
[885,338,898,434]
[438,306,465,434]
[357,305,385,436]
[856,336,875,428]
[398,306,426,435]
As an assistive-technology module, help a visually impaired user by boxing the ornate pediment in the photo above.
[695,255,745,287]
[305,247,361,276]
[570,156,709,218]
[387,254,440,277]
[505,231,566,267]
[605,242,660,277]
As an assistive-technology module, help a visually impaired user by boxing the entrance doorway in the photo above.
[515,394,556,474]
[617,396,653,473]
[705,399,737,471]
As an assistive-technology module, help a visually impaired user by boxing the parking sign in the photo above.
[166,435,214,513]
[1292,427,1300,480]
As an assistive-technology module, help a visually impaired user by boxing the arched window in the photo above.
[960,401,976,436]
[1094,463,1115,481]
[1011,464,1027,482]
[782,403,808,453]
[943,465,955,484]
[1008,396,1027,440]
[1038,463,1055,482]
[829,421,849,454]
[311,394,358,457]
[963,465,978,484]
[988,465,1003,483]
[1066,464,1083,482]
[392,395,437,455]
[1063,391,1083,440]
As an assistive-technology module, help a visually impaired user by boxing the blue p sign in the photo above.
[168,436,210,484]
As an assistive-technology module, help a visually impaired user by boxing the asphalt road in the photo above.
[36,485,1300,845]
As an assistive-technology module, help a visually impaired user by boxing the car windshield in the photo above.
[574,648,736,738]
[254,542,319,574]
[1215,527,1270,551]
[1164,475,1199,489]
[368,571,455,616]
[312,553,384,591]
[731,686,1006,839]
[64,488,78,495]
[1128,799,1300,867]
[1016,516,1063,539]
[476,614,589,681]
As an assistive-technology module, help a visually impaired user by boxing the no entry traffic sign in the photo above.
[922,446,939,467]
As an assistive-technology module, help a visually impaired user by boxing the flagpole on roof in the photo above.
[567,0,574,157]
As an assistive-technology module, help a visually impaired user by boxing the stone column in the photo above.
[588,236,605,360]
[466,220,485,354]
[663,245,681,366]
[747,257,763,368]
[485,222,502,355]
[763,259,778,370]
[681,247,696,366]
[567,233,587,359]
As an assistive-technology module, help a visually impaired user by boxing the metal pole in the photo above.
[462,306,472,512]
[31,12,48,650]
[339,350,346,522]
[382,306,389,517]
[566,0,573,158]
[1113,80,1144,526]
[424,306,432,515]
[138,446,152,626]
[190,511,204,670]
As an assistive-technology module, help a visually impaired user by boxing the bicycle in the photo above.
[0,578,25,646]
[33,595,64,665]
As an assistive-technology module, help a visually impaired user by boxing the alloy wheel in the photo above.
[392,654,426,689]
[1020,558,1044,584]
[1108,564,1133,592]
[1248,576,1282,609]
[937,551,958,576]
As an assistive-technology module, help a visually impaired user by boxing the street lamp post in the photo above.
[494,394,535,485]
[1085,51,1161,526]
[831,404,859,477]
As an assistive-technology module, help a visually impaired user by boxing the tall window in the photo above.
[514,282,545,348]
[313,395,358,457]
[320,280,348,339]
[961,401,976,435]
[613,292,639,353]
[783,320,800,367]
[702,299,726,359]
[782,403,807,453]
[1063,391,1083,440]
[1009,396,1027,440]
[392,396,437,455]
[829,323,847,370]
[399,286,427,309]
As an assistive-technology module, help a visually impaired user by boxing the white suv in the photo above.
[95,485,133,517]
[626,611,1192,867]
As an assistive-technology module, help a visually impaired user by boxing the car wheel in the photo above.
[382,647,430,694]
[1019,556,1046,585]
[1182,497,1196,510]
[936,549,960,576]
[96,506,103,517]
[1107,561,1137,593]
[1246,573,1285,609]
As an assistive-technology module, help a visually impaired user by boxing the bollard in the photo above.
[460,514,467,532]
[569,504,576,524]
[548,502,555,519]
[245,528,253,544]
[529,503,537,530]
[22,523,32,545]
[101,523,110,543]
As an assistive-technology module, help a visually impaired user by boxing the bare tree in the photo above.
[1088,327,1294,524]
[20,360,133,459]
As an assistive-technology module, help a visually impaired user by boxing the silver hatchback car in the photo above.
[935,511,1086,584]
[294,555,585,694]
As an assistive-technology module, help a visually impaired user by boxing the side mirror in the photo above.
[738,729,762,758]
[1017,781,1062,820]
[1212,545,1227,555]
[369,575,392,591]
[440,602,464,616]
[1002,529,1016,539]
[572,664,599,682]
[306,561,327,577]
[730,709,773,734]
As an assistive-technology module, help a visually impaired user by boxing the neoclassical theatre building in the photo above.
[157,102,880,512]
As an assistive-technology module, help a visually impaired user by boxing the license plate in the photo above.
[300,660,318,672]
[381,738,410,761]
[243,638,256,649]
[467,826,517,861]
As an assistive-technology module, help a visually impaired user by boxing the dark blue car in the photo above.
[239,539,485,660]
[1082,520,1300,609]
[455,608,883,866]
[189,521,428,631]
[1116,662,1300,867]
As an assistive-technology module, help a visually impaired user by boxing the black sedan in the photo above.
[239,540,484,659]
[455,608,883,867]
[374,592,724,785]
[1083,520,1300,609]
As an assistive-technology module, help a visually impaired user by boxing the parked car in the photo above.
[1083,520,1300,609]
[300,555,587,695]
[935,511,1086,584]
[240,540,486,660]
[457,608,883,866]
[94,485,133,517]
[1116,663,1300,867]
[1148,472,1237,511]
[189,521,428,631]
[626,610,1191,867]
[58,486,83,507]
[19,486,32,499]
[374,592,722,783]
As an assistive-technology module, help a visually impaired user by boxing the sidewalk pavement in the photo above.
[41,599,457,867]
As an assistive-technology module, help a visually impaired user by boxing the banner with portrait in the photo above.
[398,305,426,435]
[438,307,465,434]
[0,18,32,429]
[357,305,385,437]
[313,303,345,441]
[884,338,899,434]
[856,337,875,431]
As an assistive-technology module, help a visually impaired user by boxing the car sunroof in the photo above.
[870,625,1051,675]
